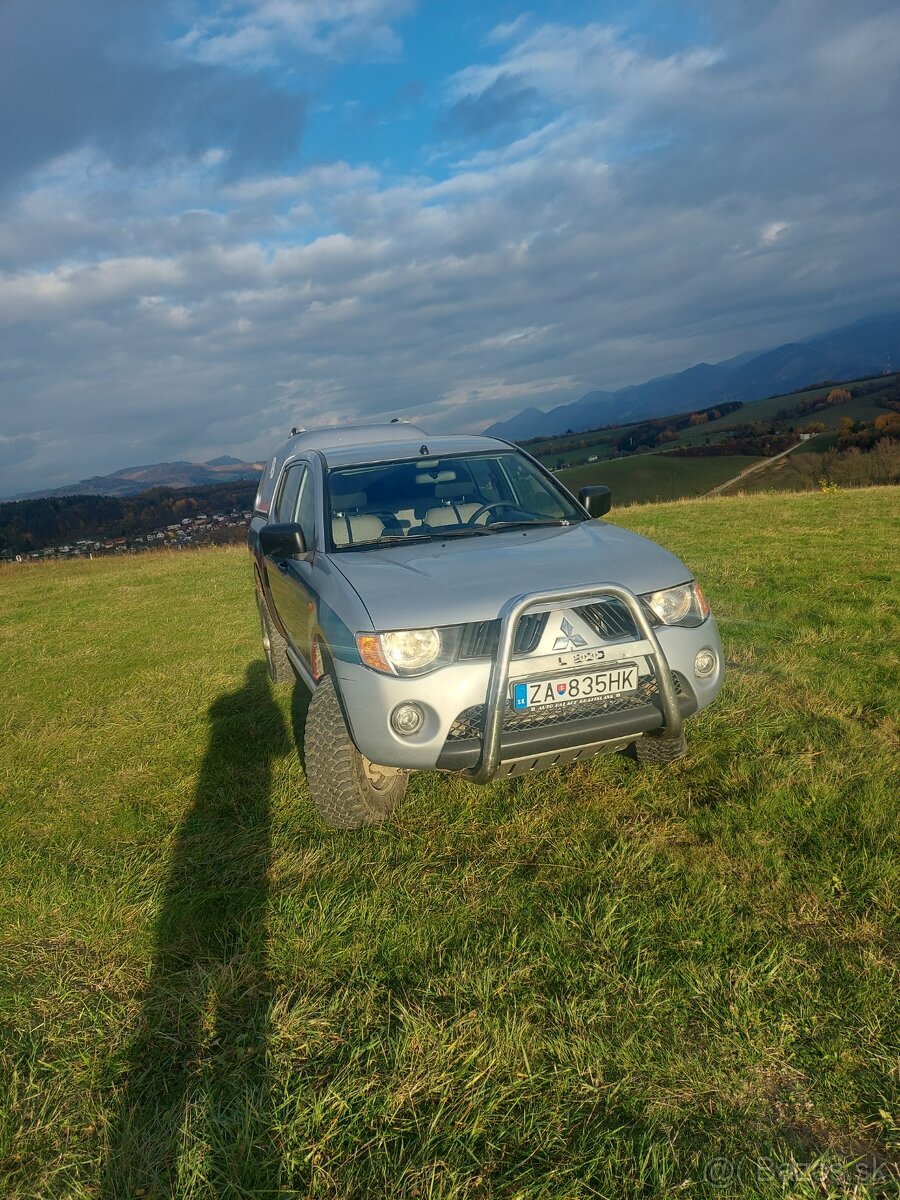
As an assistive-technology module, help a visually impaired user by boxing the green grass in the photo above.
[558,455,761,505]
[1,490,899,1199]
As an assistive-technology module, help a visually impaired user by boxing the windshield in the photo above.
[327,450,585,549]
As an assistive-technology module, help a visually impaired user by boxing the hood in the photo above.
[330,521,691,630]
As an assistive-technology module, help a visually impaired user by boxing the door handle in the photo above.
[277,560,290,574]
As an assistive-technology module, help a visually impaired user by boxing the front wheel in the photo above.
[634,730,687,764]
[304,676,408,828]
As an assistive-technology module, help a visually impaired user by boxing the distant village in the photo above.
[4,508,252,563]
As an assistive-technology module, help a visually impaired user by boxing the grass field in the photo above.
[1,489,899,1199]
[558,455,762,505]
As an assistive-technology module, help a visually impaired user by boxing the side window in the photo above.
[272,462,317,549]
[295,469,316,549]
[272,463,304,524]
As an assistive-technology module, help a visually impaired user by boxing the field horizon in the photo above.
[1,488,898,1199]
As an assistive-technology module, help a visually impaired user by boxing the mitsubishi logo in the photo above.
[552,616,588,652]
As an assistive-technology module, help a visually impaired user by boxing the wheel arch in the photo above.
[308,626,368,753]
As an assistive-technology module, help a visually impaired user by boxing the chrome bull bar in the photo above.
[462,583,683,783]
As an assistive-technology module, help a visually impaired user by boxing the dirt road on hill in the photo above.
[704,440,806,496]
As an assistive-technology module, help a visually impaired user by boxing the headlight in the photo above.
[357,627,455,675]
[382,628,441,671]
[641,582,710,627]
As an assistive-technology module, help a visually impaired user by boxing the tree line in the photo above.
[533,402,748,464]
[0,481,258,554]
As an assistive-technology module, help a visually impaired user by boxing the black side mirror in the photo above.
[579,484,612,517]
[259,522,307,558]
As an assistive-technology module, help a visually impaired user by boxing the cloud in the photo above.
[760,221,789,247]
[1,1,899,496]
[488,17,531,44]
[478,327,557,350]
[0,436,39,471]
[178,0,415,68]
[0,0,307,199]
[446,21,723,114]
[438,73,543,139]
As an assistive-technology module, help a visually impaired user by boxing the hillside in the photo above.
[485,313,900,440]
[525,373,897,467]
[1,489,898,1198]
[524,372,900,505]
[558,453,761,505]
[11,456,264,501]
[0,480,259,555]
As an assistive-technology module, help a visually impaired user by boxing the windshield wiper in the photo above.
[486,519,572,532]
[342,533,435,549]
[435,526,493,538]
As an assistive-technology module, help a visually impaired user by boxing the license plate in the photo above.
[511,663,639,710]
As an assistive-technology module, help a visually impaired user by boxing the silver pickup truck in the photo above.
[249,423,724,827]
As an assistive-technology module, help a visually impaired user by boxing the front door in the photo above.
[264,462,317,661]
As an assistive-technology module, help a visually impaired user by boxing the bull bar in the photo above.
[461,583,684,783]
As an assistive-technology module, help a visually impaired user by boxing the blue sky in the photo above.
[1,0,899,494]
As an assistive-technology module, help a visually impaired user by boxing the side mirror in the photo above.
[579,484,612,517]
[259,522,307,558]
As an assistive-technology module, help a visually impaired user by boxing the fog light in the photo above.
[694,648,717,678]
[391,703,424,736]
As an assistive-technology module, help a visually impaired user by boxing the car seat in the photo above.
[331,491,385,545]
[423,482,485,527]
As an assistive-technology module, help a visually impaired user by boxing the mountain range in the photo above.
[11,313,899,499]
[14,457,264,501]
[483,314,900,440]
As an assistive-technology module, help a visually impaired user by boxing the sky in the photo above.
[1,0,899,495]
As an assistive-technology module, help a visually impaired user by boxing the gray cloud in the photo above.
[0,436,39,470]
[438,73,543,139]
[0,0,306,198]
[1,1,899,496]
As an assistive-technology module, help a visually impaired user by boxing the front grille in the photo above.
[456,599,649,663]
[447,672,684,740]
[577,598,640,640]
[457,613,547,659]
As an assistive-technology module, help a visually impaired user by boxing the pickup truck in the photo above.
[249,423,724,827]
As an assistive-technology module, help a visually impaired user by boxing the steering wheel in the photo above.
[465,502,512,526]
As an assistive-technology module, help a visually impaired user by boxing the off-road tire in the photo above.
[256,585,293,684]
[634,730,687,764]
[304,676,408,828]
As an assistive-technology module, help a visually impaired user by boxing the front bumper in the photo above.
[435,674,698,776]
[334,583,723,781]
